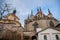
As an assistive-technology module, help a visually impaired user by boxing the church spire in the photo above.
[48,9,53,15]
[48,9,51,14]
[30,10,33,16]
[37,8,39,12]
[39,7,42,14]
[48,9,53,17]
[39,7,42,12]
[27,14,30,19]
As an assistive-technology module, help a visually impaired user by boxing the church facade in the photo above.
[0,8,60,40]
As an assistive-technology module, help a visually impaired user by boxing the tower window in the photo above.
[44,35,47,40]
[55,35,59,40]
[49,21,54,27]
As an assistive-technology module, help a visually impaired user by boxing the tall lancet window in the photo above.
[33,22,38,31]
[44,35,47,40]
[55,35,59,40]
[49,21,54,27]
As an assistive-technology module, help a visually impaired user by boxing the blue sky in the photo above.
[0,0,60,26]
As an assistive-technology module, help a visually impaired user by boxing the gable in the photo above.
[39,28,60,33]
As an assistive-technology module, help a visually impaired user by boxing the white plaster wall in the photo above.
[37,28,60,40]
[36,28,42,32]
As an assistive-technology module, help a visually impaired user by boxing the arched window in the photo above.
[33,22,38,31]
[55,35,59,40]
[49,21,54,27]
[44,35,47,40]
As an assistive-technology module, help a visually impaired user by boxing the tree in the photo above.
[0,3,13,19]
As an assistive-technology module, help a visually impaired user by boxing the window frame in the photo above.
[55,35,59,40]
[44,35,47,40]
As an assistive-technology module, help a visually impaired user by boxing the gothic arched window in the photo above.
[49,21,54,27]
[33,22,38,31]
[44,35,47,40]
[55,35,59,40]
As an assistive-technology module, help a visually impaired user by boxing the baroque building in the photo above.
[0,10,24,40]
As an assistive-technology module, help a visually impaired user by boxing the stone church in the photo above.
[24,8,60,40]
[0,8,60,40]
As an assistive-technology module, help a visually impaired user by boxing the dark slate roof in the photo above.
[56,23,60,27]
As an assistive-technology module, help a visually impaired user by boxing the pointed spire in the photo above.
[48,9,53,17]
[30,10,33,16]
[37,7,42,13]
[48,9,51,14]
[37,8,39,12]
[39,7,42,14]
[39,7,42,11]
[27,14,29,19]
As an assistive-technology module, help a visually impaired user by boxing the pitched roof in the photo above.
[56,23,60,27]
[5,13,20,20]
[35,27,60,35]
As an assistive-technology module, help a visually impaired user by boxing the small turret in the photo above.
[36,7,42,16]
[29,10,35,21]
[30,10,33,17]
[27,14,30,20]
[39,7,42,13]
[48,9,53,18]
[37,7,42,13]
[13,9,16,14]
[0,13,2,19]
[37,8,39,12]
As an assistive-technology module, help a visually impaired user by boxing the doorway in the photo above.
[32,36,37,40]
